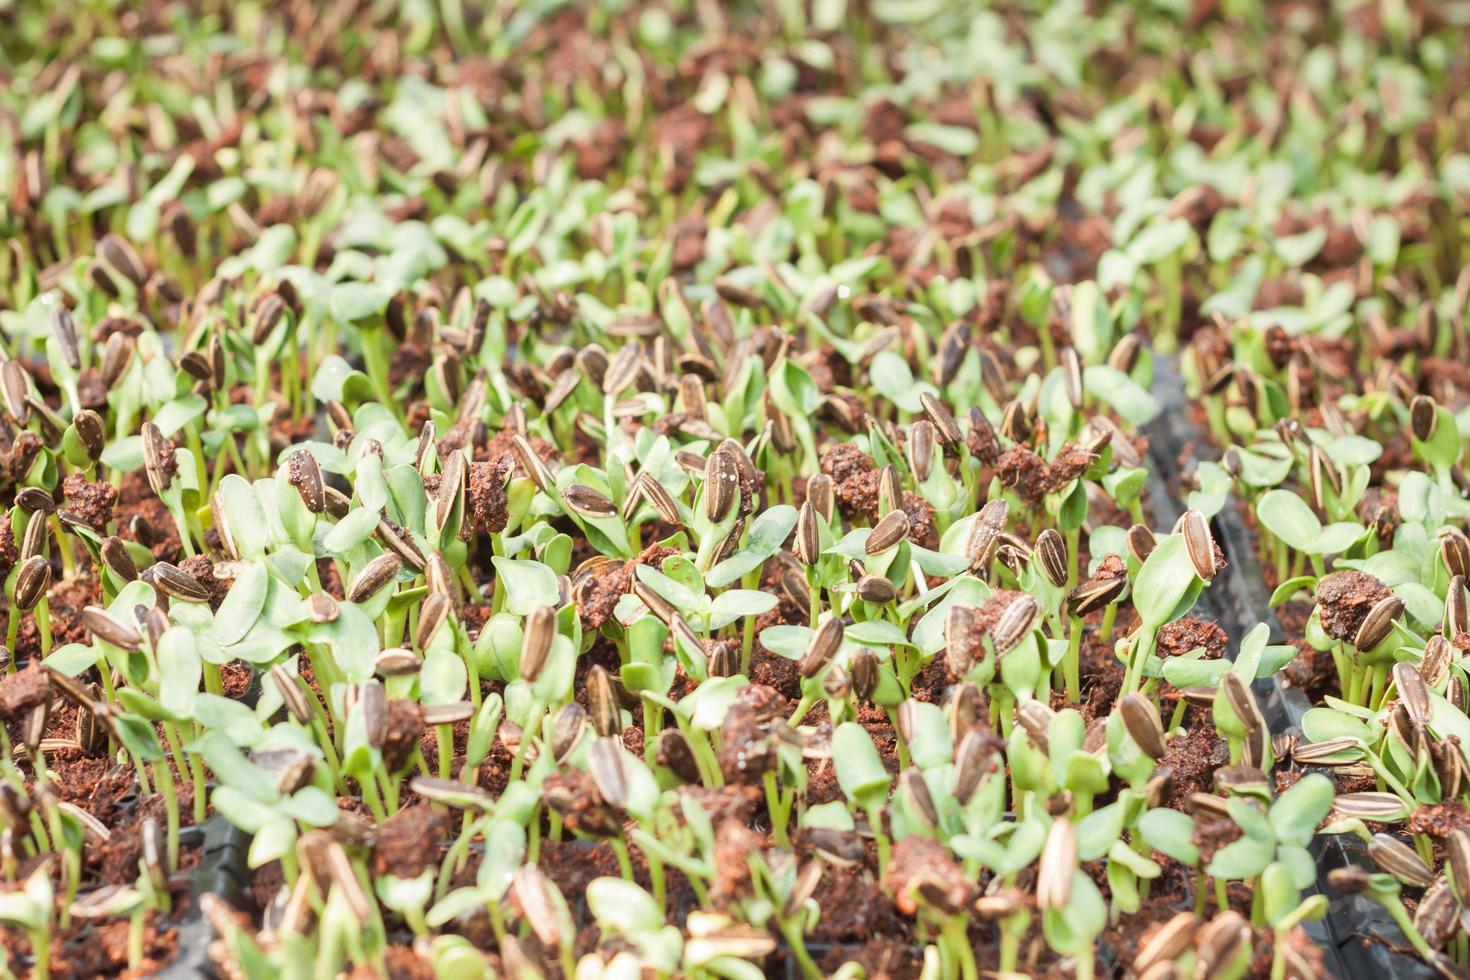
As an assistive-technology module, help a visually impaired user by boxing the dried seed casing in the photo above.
[587,665,620,737]
[345,552,401,603]
[800,618,844,679]
[991,594,1040,657]
[1179,509,1217,581]
[82,604,142,651]
[795,500,821,566]
[703,449,739,523]
[866,509,910,555]
[287,449,326,513]
[520,606,558,682]
[141,421,173,495]
[1353,594,1403,651]
[1034,528,1068,588]
[14,555,50,611]
[1119,693,1167,760]
[562,483,617,519]
[1368,832,1435,888]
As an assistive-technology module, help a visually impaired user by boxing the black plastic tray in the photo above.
[156,816,252,979]
[1145,357,1434,979]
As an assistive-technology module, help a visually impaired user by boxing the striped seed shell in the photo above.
[1393,662,1431,727]
[638,474,682,525]
[14,556,49,611]
[908,420,936,482]
[866,510,910,555]
[856,574,896,604]
[800,618,844,679]
[795,501,821,566]
[1036,819,1076,911]
[1447,577,1468,637]
[1120,693,1167,760]
[1035,529,1068,588]
[1127,524,1157,563]
[1412,395,1439,442]
[1332,792,1410,822]
[920,392,963,449]
[587,665,620,737]
[1441,527,1470,580]
[562,483,617,519]
[270,665,314,725]
[1415,879,1459,950]
[588,736,628,809]
[877,465,903,515]
[703,450,739,523]
[1180,510,1217,581]
[1354,594,1403,651]
[1368,833,1435,888]
[1194,911,1250,977]
[82,605,142,651]
[345,553,401,603]
[520,606,557,682]
[992,595,1040,657]
[1445,828,1470,904]
[1134,912,1199,975]
[140,421,172,495]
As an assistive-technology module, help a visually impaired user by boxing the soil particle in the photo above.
[882,836,973,916]
[116,469,182,561]
[901,492,939,549]
[996,448,1049,507]
[61,471,118,530]
[809,869,904,941]
[543,769,622,837]
[820,442,879,519]
[819,939,922,979]
[711,818,767,907]
[1160,725,1230,810]
[1408,801,1470,838]
[466,456,514,535]
[351,945,437,980]
[718,684,786,784]
[1192,815,1243,867]
[1045,444,1096,492]
[967,415,1002,466]
[382,700,425,772]
[0,660,50,720]
[1156,616,1229,659]
[1315,570,1391,643]
[373,805,447,878]
[677,785,762,827]
[0,513,17,581]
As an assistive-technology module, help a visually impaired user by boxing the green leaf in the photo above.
[832,722,891,811]
[1132,535,1197,627]
[493,557,561,616]
[1139,808,1200,866]
[1256,490,1321,552]
[1267,773,1335,847]
[1206,835,1274,880]
[211,561,269,646]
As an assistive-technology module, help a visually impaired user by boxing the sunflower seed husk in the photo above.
[1393,661,1431,728]
[588,736,629,809]
[100,332,135,388]
[1035,529,1068,588]
[631,579,675,625]
[866,510,910,555]
[919,392,963,450]
[415,593,451,650]
[1290,736,1365,765]
[898,768,938,828]
[1120,693,1167,760]
[1127,524,1157,563]
[1194,911,1250,977]
[876,464,903,516]
[562,483,617,520]
[422,702,474,726]
[512,435,555,493]
[520,606,557,682]
[1446,828,1470,904]
[992,595,1040,657]
[141,420,175,495]
[374,648,422,678]
[1446,577,1469,637]
[1134,912,1200,974]
[432,449,466,532]
[1412,395,1439,442]
[855,573,897,605]
[268,665,313,725]
[1421,635,1454,688]
[908,420,936,482]
[849,648,879,702]
[550,703,587,762]
[800,618,845,679]
[12,490,48,522]
[1176,510,1217,581]
[953,729,996,805]
[795,500,821,566]
[345,553,401,603]
[1369,833,1436,888]
[1333,792,1410,821]
[1036,818,1076,911]
[20,510,46,562]
[97,234,146,286]
[410,775,495,810]
[1416,879,1459,950]
[14,556,50,612]
[638,474,682,525]
[587,665,620,737]
[806,473,835,523]
[512,865,563,948]
[700,450,739,524]
[657,730,701,783]
[1441,527,1470,580]
[286,450,325,514]
[1354,594,1403,651]
[147,561,210,603]
[1016,700,1056,751]
[82,605,142,651]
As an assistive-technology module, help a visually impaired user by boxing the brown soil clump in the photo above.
[1157,617,1229,659]
[883,837,972,916]
[1160,725,1230,810]
[1315,570,1391,643]
[373,805,448,878]
[61,471,118,529]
